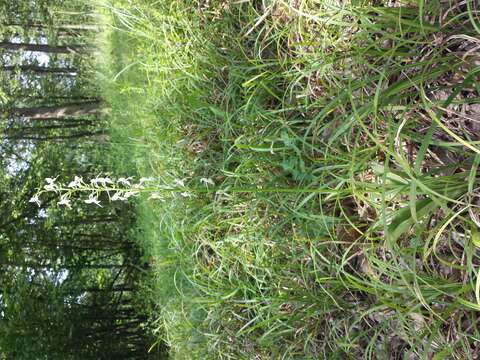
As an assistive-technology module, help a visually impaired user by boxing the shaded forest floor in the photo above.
[99,0,480,358]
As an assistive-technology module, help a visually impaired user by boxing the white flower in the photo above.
[200,177,214,186]
[29,195,41,207]
[45,177,57,185]
[58,197,72,209]
[68,176,83,188]
[111,192,126,201]
[102,177,114,184]
[91,177,113,185]
[117,177,132,186]
[180,192,193,198]
[44,177,58,191]
[84,194,101,206]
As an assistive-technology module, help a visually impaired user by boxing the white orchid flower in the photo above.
[84,194,101,206]
[45,177,57,185]
[29,195,41,207]
[91,177,113,185]
[44,177,58,191]
[68,176,83,188]
[58,197,72,209]
[117,177,132,186]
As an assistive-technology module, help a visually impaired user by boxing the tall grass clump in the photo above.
[97,0,480,358]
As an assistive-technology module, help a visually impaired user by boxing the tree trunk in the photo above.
[3,21,99,32]
[0,41,92,54]
[10,101,102,120]
[10,130,104,141]
[7,121,94,135]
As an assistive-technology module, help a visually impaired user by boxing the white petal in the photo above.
[58,198,72,209]
[45,177,57,185]
[29,196,41,206]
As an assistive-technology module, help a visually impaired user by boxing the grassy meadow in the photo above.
[97,0,480,358]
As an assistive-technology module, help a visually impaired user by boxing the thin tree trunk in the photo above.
[7,121,94,135]
[8,130,103,141]
[10,101,102,120]
[3,21,99,33]
[0,41,93,54]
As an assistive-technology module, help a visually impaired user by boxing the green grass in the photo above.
[97,0,480,358]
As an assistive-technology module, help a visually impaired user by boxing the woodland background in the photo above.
[0,1,163,358]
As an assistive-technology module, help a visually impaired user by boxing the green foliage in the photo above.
[99,0,480,358]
